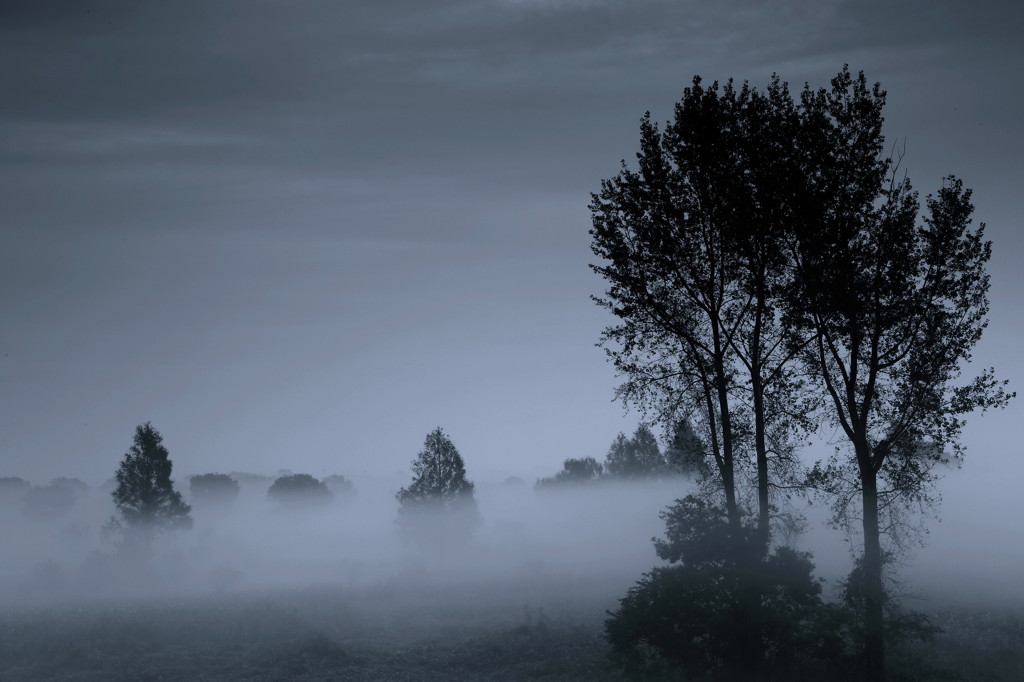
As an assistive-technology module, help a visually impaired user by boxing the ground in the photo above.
[1,576,1022,681]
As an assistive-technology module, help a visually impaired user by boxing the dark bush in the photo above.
[606,495,849,679]
[267,474,333,507]
[189,473,240,506]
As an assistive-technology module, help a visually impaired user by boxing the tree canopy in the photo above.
[110,422,192,541]
[590,65,1011,679]
[396,427,478,545]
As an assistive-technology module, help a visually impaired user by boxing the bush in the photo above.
[267,474,332,507]
[189,473,240,506]
[606,495,848,678]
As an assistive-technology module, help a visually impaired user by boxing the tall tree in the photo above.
[590,75,811,550]
[590,75,819,673]
[110,422,192,543]
[789,67,1014,678]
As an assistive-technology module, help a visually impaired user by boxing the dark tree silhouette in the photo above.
[535,456,603,489]
[110,422,192,542]
[590,71,817,671]
[590,73,811,553]
[604,425,666,478]
[590,66,1011,678]
[267,474,332,507]
[606,494,844,678]
[396,427,478,545]
[787,68,1014,678]
[663,418,710,477]
[189,473,240,506]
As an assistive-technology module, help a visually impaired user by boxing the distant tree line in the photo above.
[535,420,708,489]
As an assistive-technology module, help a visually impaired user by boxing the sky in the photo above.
[2,0,1022,501]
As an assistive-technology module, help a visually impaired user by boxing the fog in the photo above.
[0,475,689,607]
[2,470,1021,616]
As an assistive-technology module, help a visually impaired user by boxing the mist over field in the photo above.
[2,468,1021,608]
[0,475,687,603]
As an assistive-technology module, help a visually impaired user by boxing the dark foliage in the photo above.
[189,473,240,506]
[590,64,1011,679]
[663,419,711,478]
[535,457,603,489]
[396,427,479,545]
[606,495,847,679]
[604,425,666,479]
[110,422,192,540]
[267,474,333,507]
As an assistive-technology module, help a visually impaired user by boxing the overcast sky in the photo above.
[2,1,1022,499]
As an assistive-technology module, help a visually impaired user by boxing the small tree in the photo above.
[604,426,666,479]
[664,418,710,477]
[535,457,603,489]
[267,474,332,507]
[189,473,240,506]
[396,427,478,545]
[110,422,192,545]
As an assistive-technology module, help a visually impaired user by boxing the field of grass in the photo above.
[0,575,628,682]
[2,575,1023,681]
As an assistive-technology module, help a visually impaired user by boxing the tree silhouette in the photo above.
[589,65,1015,678]
[787,68,1014,677]
[664,419,710,477]
[189,473,240,507]
[604,426,666,478]
[396,427,478,545]
[267,473,332,507]
[110,422,192,543]
[535,457,603,488]
[590,73,812,555]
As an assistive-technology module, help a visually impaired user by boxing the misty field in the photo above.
[2,478,1023,680]
[2,579,1023,681]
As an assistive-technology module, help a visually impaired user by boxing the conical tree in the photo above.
[111,422,192,542]
[396,427,478,545]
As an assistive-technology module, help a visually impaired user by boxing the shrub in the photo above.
[267,474,332,507]
[189,473,240,506]
[606,495,848,678]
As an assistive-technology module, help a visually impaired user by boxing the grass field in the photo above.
[2,576,1023,681]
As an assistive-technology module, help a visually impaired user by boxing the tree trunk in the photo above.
[860,470,886,680]
[752,377,770,555]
